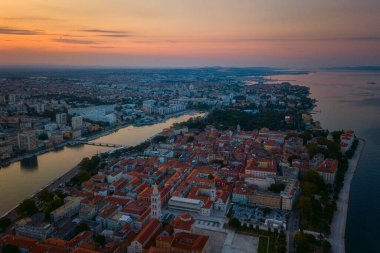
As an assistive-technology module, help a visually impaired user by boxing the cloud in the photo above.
[78,28,131,38]
[79,29,128,34]
[51,38,96,44]
[310,36,380,42]
[131,35,380,45]
[223,35,380,42]
[99,34,131,38]
[3,17,54,21]
[91,46,115,49]
[0,27,43,35]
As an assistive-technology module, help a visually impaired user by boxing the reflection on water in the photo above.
[20,156,38,171]
[0,113,203,216]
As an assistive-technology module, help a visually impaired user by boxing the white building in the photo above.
[142,100,156,114]
[17,131,37,151]
[56,113,67,125]
[71,116,83,130]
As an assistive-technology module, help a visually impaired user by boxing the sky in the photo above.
[1,0,380,68]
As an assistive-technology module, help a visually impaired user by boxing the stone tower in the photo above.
[210,186,217,202]
[151,184,162,220]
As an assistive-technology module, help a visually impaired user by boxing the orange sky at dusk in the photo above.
[1,0,380,67]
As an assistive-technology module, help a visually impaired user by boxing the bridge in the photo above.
[83,141,128,148]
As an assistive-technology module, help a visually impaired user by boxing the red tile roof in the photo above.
[134,219,161,247]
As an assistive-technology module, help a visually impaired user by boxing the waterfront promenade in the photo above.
[328,139,365,253]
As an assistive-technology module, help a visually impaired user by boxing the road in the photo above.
[328,139,365,253]
[287,211,299,253]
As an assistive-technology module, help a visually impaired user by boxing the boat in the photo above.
[368,82,376,85]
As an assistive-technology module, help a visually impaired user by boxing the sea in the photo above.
[271,71,380,253]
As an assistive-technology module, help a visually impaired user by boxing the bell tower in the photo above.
[151,184,162,220]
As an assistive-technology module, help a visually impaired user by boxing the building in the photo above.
[0,132,14,160]
[280,179,299,210]
[8,94,16,104]
[316,159,338,185]
[71,116,83,130]
[0,95,6,105]
[245,158,277,178]
[155,232,209,253]
[50,197,83,223]
[127,219,161,253]
[151,184,162,220]
[168,197,211,216]
[248,190,281,209]
[15,218,53,241]
[17,131,37,151]
[68,105,117,125]
[0,234,37,253]
[171,213,195,234]
[340,131,355,153]
[142,100,156,114]
[56,113,67,125]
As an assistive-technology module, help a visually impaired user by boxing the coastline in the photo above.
[328,138,365,253]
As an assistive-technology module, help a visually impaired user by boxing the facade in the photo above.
[127,219,161,253]
[168,197,203,213]
[155,232,209,253]
[280,179,299,210]
[248,191,282,209]
[15,222,53,241]
[17,131,37,151]
[56,113,67,125]
[316,159,338,185]
[50,197,83,223]
[151,184,162,220]
[340,131,355,153]
[71,116,83,130]
[245,158,277,178]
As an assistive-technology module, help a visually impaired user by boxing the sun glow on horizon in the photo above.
[1,0,380,67]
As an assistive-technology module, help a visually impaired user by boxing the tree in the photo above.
[322,240,332,253]
[229,218,241,229]
[42,195,64,219]
[38,189,54,202]
[17,199,38,216]
[0,217,11,232]
[38,133,48,140]
[74,170,90,183]
[2,244,20,253]
[74,222,89,236]
[152,135,167,144]
[294,233,316,253]
[269,183,286,193]
[208,174,214,180]
[276,231,287,253]
[302,171,325,193]
[94,234,106,247]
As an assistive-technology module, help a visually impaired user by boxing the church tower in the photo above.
[210,186,217,202]
[151,184,162,220]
